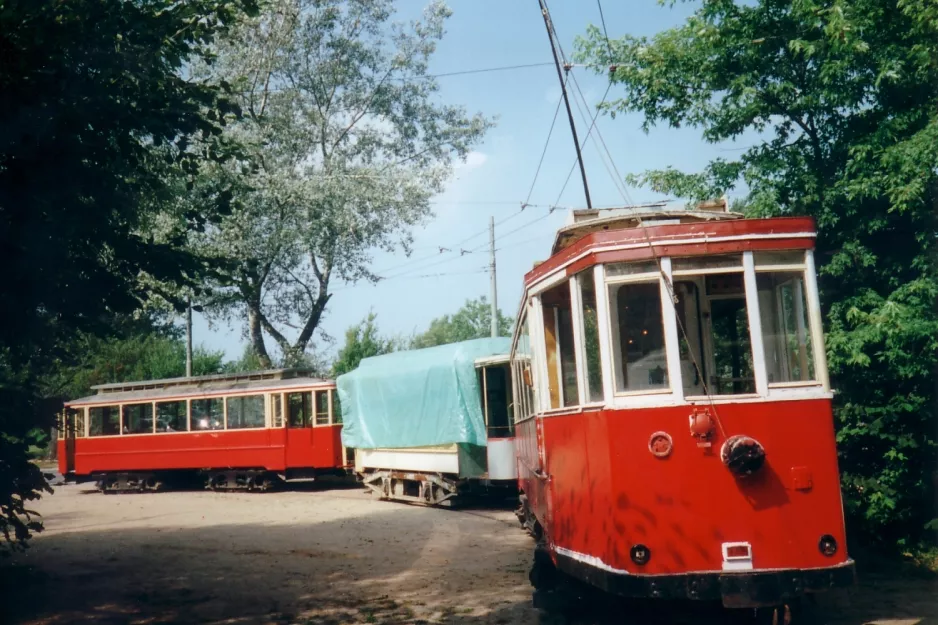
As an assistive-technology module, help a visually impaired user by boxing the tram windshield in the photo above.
[510,247,826,418]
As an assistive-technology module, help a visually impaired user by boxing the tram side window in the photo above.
[89,406,120,437]
[227,395,266,429]
[287,392,311,427]
[511,314,537,422]
[122,403,153,434]
[607,280,668,393]
[314,390,330,425]
[63,408,86,438]
[272,394,284,427]
[578,270,604,403]
[540,281,579,408]
[191,398,224,431]
[156,401,188,432]
[331,390,342,425]
[756,271,816,384]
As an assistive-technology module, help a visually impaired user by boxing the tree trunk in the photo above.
[247,307,272,369]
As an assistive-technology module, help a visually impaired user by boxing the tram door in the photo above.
[285,391,314,468]
[63,408,79,474]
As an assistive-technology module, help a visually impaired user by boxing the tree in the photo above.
[47,333,226,403]
[576,0,938,546]
[0,0,256,552]
[411,296,514,349]
[331,313,399,377]
[195,0,492,367]
[224,345,269,374]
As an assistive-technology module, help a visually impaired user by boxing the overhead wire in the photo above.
[551,81,612,207]
[566,68,633,204]
[542,0,634,208]
[524,76,568,207]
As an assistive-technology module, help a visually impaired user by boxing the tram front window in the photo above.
[672,255,756,395]
[608,281,668,393]
[757,271,816,384]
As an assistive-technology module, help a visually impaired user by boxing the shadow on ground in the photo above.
[1,494,935,625]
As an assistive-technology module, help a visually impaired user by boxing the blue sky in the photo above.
[193,0,738,363]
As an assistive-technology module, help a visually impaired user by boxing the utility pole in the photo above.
[489,216,498,338]
[186,296,193,378]
[538,0,592,208]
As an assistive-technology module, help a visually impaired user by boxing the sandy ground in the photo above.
[1,479,936,625]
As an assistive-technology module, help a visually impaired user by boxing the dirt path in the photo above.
[2,481,935,625]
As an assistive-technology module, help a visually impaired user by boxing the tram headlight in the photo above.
[630,544,651,565]
[818,534,838,557]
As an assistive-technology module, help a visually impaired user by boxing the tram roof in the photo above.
[68,369,331,406]
[551,198,742,255]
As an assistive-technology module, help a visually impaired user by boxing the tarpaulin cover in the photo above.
[338,337,512,449]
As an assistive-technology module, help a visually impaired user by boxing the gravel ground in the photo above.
[1,479,935,625]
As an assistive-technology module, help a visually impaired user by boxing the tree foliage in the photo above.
[331,313,399,378]
[410,296,513,349]
[0,0,256,553]
[576,0,938,545]
[46,333,226,403]
[195,0,492,367]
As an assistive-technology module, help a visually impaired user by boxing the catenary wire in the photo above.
[524,76,568,207]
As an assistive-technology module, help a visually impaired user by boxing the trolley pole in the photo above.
[538,0,592,209]
[489,216,498,338]
[186,296,193,378]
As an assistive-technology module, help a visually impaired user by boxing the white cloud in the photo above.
[455,150,488,171]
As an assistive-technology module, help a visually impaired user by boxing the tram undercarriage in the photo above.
[360,469,459,506]
[90,467,348,493]
[359,468,517,507]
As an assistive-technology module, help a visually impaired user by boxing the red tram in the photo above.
[510,202,855,616]
[57,369,348,492]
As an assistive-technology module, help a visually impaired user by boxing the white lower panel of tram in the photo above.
[357,446,460,475]
[486,438,518,481]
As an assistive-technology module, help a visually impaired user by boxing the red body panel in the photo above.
[519,399,848,574]
[57,424,344,476]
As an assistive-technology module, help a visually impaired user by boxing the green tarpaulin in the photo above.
[337,337,512,449]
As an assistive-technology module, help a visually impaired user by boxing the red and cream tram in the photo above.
[511,202,855,617]
[57,369,348,492]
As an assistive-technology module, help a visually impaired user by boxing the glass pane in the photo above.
[757,272,816,383]
[709,298,756,394]
[89,406,120,437]
[331,390,342,425]
[122,403,153,435]
[672,254,743,273]
[674,281,707,396]
[605,260,660,278]
[485,366,512,437]
[287,392,310,427]
[558,307,578,407]
[753,251,805,267]
[227,395,266,429]
[541,281,579,408]
[578,271,604,403]
[315,390,330,425]
[192,398,224,431]
[156,401,188,432]
[511,313,536,420]
[272,394,284,428]
[609,281,668,392]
